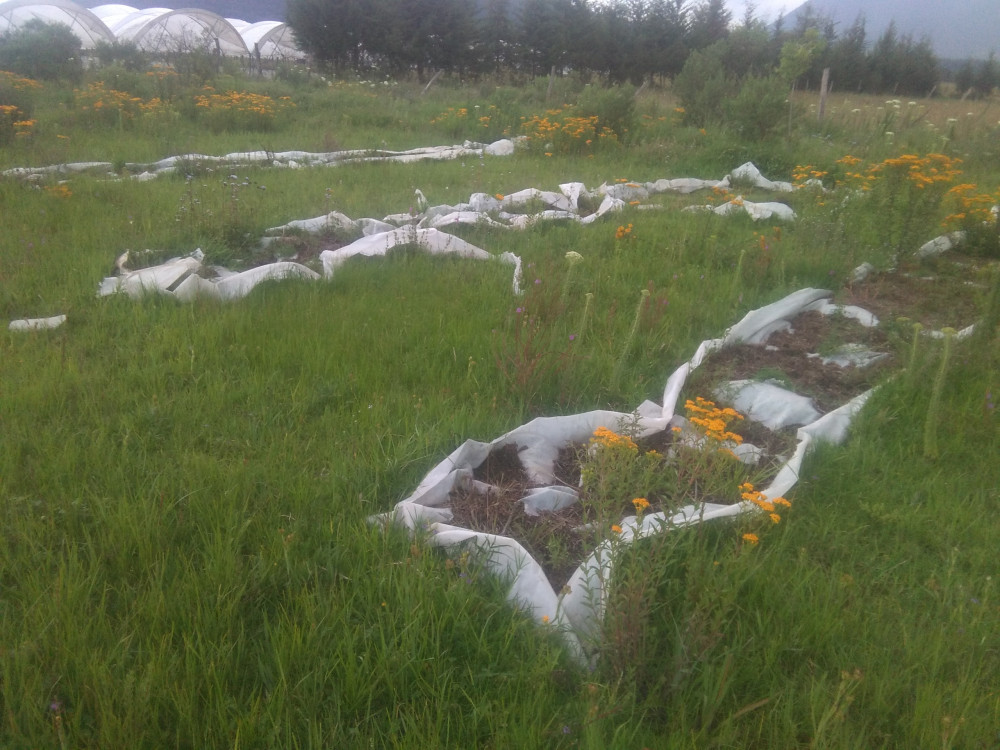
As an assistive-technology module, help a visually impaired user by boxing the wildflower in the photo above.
[769,513,781,524]
[742,533,759,545]
[542,615,550,624]
[632,497,650,514]
[565,250,583,265]
[611,524,622,534]
[495,193,504,200]
[591,427,638,452]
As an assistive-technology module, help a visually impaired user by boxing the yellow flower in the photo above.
[611,524,622,534]
[769,513,781,524]
[632,497,650,513]
[542,615,550,624]
[742,533,759,545]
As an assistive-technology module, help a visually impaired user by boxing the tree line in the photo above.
[286,0,960,96]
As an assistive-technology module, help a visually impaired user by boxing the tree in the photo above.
[687,0,731,51]
[974,53,999,98]
[673,43,733,126]
[286,0,373,73]
[0,19,82,82]
[778,27,825,90]
[475,0,516,75]
[827,16,868,93]
[516,0,588,76]
[722,18,776,78]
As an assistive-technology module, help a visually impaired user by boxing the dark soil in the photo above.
[838,255,988,331]
[686,310,893,413]
[451,445,593,591]
[448,251,997,590]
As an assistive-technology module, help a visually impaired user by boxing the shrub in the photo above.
[575,84,636,142]
[672,44,734,128]
[725,75,789,140]
[0,19,82,82]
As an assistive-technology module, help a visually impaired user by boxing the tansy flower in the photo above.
[632,497,650,513]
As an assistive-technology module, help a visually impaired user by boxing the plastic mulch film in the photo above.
[92,161,803,306]
[374,287,879,660]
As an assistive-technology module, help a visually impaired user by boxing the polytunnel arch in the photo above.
[229,20,301,61]
[91,4,247,57]
[0,0,114,48]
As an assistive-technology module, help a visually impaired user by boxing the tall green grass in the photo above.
[2,72,998,747]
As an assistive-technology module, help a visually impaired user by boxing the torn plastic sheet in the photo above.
[9,314,67,331]
[319,227,524,295]
[2,139,520,181]
[713,380,823,431]
[377,287,879,657]
[685,198,796,222]
[809,344,889,369]
[88,160,799,306]
[99,229,524,301]
[98,249,321,301]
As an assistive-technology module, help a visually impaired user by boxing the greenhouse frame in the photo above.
[0,0,301,59]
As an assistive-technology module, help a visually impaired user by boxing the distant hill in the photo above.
[78,1,288,23]
[783,0,998,61]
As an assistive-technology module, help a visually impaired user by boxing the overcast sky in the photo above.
[726,0,804,23]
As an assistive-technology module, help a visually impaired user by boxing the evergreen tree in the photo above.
[974,53,999,98]
[686,0,730,51]
[286,0,372,73]
[827,16,868,93]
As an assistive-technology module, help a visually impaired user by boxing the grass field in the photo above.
[2,69,999,748]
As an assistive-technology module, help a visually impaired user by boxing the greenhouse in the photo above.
[0,1,301,58]
[226,19,300,61]
[91,4,247,56]
[0,0,113,48]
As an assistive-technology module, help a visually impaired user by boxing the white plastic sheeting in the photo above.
[0,0,113,48]
[1,142,516,181]
[8,314,66,331]
[96,230,524,301]
[375,287,882,656]
[97,248,320,302]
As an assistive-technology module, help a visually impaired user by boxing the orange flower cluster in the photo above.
[615,223,634,241]
[684,397,744,444]
[590,426,638,453]
[873,152,963,189]
[43,184,73,199]
[1,102,35,143]
[75,81,145,120]
[942,182,1000,228]
[0,70,42,91]
[194,88,294,118]
[792,164,829,186]
[430,105,469,125]
[739,482,790,524]
[831,152,963,193]
[519,107,616,154]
